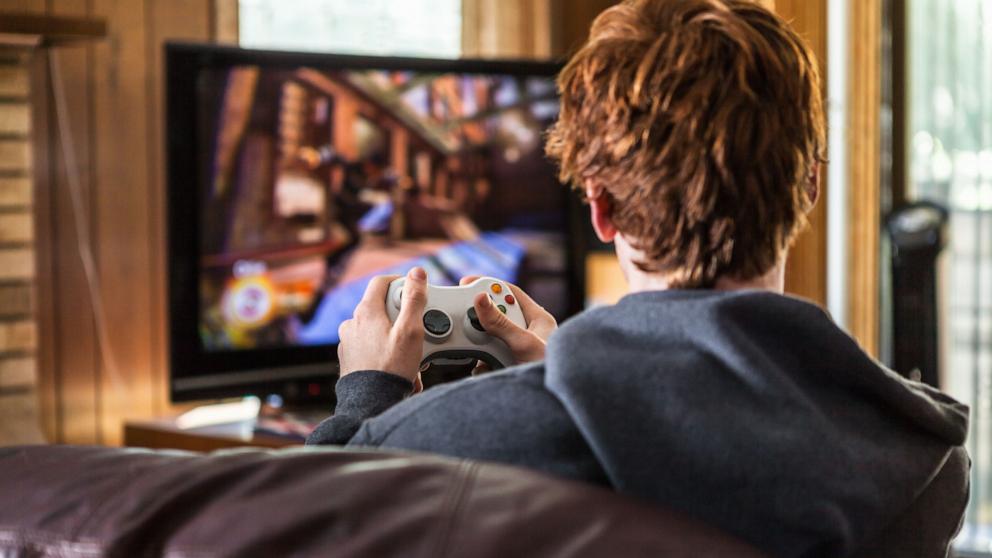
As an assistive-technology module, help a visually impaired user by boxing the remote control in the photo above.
[385,276,527,369]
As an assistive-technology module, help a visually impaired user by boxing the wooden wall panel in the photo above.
[462,0,620,59]
[90,0,156,446]
[144,0,213,416]
[846,0,881,356]
[49,0,101,444]
[30,42,59,443]
[558,0,619,55]
[3,1,46,13]
[775,0,828,308]
[463,0,542,58]
[777,0,881,352]
[585,252,626,306]
[32,0,214,444]
[211,0,239,45]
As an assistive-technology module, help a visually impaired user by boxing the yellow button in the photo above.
[490,283,503,294]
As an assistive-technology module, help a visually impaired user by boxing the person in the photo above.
[307,1,970,556]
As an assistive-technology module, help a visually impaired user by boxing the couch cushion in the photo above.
[0,445,765,557]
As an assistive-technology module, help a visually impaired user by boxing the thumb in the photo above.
[396,267,428,327]
[473,292,528,347]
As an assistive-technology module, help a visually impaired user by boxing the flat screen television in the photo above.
[166,43,585,403]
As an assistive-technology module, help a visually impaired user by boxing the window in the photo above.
[238,0,462,58]
[907,0,992,552]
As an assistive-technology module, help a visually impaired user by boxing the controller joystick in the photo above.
[385,276,527,369]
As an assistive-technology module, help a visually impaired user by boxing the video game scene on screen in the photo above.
[196,65,570,351]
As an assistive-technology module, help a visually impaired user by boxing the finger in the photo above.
[336,321,350,368]
[358,274,401,308]
[471,361,491,376]
[354,274,401,320]
[412,373,424,394]
[473,292,530,347]
[504,281,550,326]
[528,317,557,341]
[396,266,428,329]
[459,275,481,286]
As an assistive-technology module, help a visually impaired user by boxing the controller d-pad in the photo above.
[423,309,452,337]
[467,307,485,332]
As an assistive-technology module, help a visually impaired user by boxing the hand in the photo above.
[337,267,429,392]
[460,276,558,365]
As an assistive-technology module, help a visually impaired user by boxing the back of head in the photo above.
[546,0,825,288]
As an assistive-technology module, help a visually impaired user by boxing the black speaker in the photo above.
[884,201,948,387]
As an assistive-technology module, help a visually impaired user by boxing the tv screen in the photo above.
[167,44,584,401]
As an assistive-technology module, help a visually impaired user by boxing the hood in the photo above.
[544,289,968,557]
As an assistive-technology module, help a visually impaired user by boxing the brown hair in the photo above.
[546,0,825,288]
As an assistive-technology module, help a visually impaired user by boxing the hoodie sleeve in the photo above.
[849,446,970,558]
[305,371,413,445]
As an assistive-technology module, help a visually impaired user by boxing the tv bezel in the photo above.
[166,42,586,402]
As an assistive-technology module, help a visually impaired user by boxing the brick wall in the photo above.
[0,47,43,445]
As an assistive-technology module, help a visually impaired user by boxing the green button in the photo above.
[497,304,507,314]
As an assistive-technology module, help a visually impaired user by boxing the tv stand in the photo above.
[124,416,300,451]
[124,395,334,451]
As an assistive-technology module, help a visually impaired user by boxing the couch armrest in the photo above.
[0,445,765,557]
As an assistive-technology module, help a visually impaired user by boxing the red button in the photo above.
[504,294,515,305]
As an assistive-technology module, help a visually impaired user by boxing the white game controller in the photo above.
[385,276,527,370]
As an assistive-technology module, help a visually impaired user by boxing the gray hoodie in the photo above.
[307,289,970,557]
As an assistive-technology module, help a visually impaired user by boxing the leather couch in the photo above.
[0,445,765,557]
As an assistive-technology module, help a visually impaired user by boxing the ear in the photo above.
[805,162,820,211]
[585,182,618,243]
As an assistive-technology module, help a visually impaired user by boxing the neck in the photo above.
[615,234,786,295]
[713,264,785,293]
